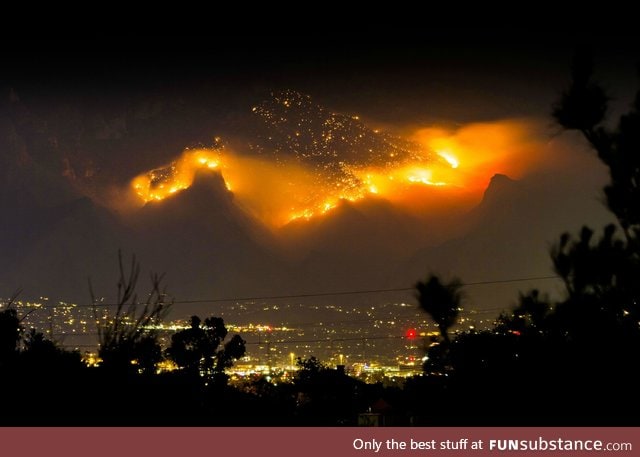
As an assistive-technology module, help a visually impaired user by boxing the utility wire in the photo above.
[153,275,561,305]
[32,274,559,308]
[10,273,560,350]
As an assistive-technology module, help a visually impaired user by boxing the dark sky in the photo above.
[5,30,638,124]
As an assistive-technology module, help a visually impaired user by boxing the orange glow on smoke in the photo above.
[412,120,542,192]
[129,120,541,227]
[437,151,459,169]
[130,147,462,226]
[132,149,223,202]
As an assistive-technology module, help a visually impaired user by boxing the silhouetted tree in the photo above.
[553,49,608,135]
[167,315,245,384]
[0,293,89,425]
[0,309,20,358]
[413,52,640,423]
[495,289,552,337]
[550,224,635,314]
[0,292,22,367]
[295,356,326,383]
[554,50,640,241]
[513,289,551,329]
[292,356,367,425]
[89,251,171,375]
[21,328,84,371]
[552,50,640,333]
[23,328,57,355]
[415,275,462,345]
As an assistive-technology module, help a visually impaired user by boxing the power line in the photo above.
[166,275,561,304]
[49,274,559,307]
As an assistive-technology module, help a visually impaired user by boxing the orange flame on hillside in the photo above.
[132,149,224,203]
[129,120,540,227]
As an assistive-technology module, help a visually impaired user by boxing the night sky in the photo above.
[6,30,637,117]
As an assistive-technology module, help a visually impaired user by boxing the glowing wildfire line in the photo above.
[130,146,461,226]
[132,149,223,203]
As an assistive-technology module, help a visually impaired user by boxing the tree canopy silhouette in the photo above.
[551,50,640,336]
[89,251,171,375]
[415,275,462,345]
[554,50,640,241]
[406,51,640,424]
[0,293,22,368]
[167,314,246,384]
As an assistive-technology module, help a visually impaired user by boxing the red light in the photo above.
[406,328,417,339]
